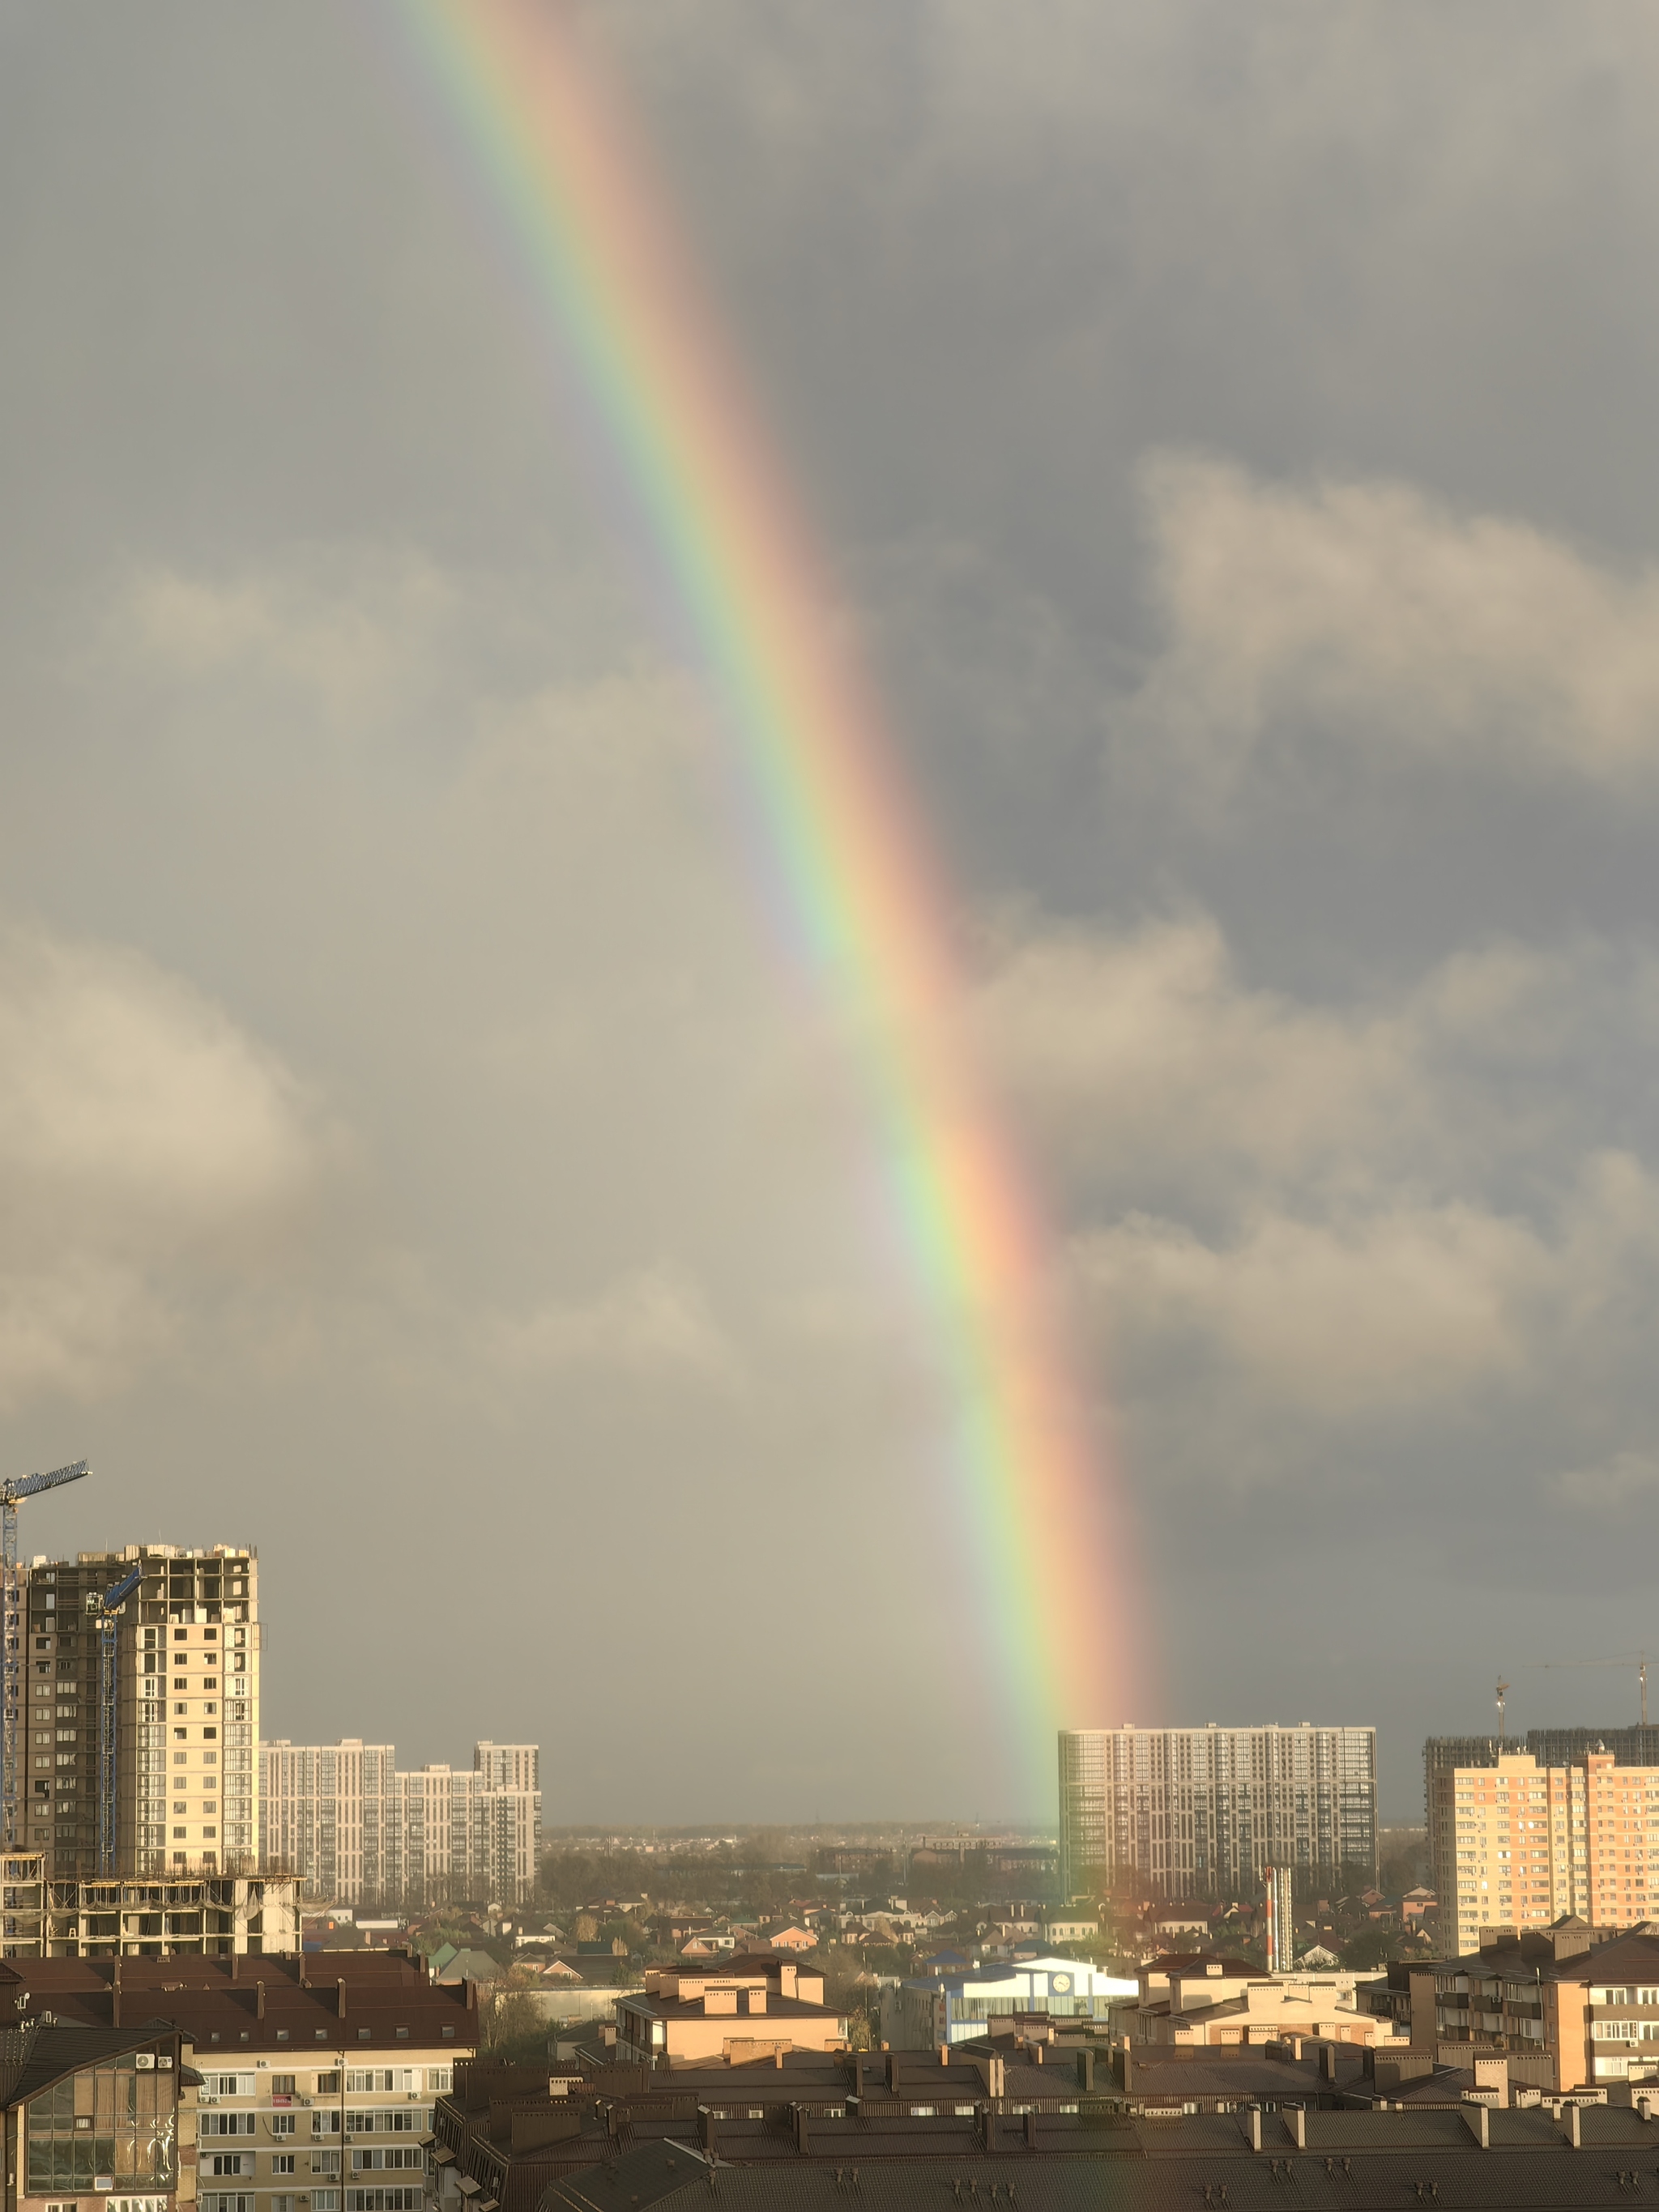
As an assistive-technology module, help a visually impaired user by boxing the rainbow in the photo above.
[393,0,1137,1796]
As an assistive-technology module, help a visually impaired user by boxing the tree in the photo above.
[1341,1925,1397,1971]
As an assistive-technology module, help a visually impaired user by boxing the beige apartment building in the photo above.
[1429,1748,1659,1950]
[14,1545,258,1882]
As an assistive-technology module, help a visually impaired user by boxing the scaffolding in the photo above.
[86,1563,140,1877]
[0,1460,89,1847]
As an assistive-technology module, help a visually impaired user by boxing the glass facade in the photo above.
[27,2058,177,2193]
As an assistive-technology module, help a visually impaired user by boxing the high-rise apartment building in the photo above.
[1058,1724,1378,1900]
[1427,1745,1659,1950]
[261,1739,539,1906]
[262,1740,399,1901]
[11,1545,258,1880]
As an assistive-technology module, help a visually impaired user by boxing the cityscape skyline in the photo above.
[2,6,1657,1819]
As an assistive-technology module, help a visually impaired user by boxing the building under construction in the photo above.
[0,1848,298,1954]
[13,1544,259,1881]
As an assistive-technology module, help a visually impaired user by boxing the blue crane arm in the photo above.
[1,1460,90,1507]
[95,1565,143,1614]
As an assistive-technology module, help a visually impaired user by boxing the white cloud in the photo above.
[1072,1201,1546,1414]
[971,910,1590,1201]
[1552,1449,1659,1512]
[0,928,326,1405]
[1133,450,1659,794]
[484,1267,741,1391]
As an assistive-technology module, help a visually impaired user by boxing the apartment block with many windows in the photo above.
[1427,1745,1659,1951]
[1058,1724,1378,1900]
[261,1742,539,1907]
[14,1545,258,1882]
[0,1950,479,2212]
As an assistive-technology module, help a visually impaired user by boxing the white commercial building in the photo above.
[881,1956,1137,2049]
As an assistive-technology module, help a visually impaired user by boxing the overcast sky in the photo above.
[3,1,1658,1822]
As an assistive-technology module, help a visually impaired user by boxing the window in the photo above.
[344,2192,423,2211]
[271,2078,296,2097]
[271,2156,296,2176]
[424,2069,452,2095]
[315,2076,341,2096]
[204,2076,254,2099]
[205,2155,254,2177]
[27,2061,178,2194]
[313,2194,339,2211]
[200,2116,258,2138]
[269,2116,296,2138]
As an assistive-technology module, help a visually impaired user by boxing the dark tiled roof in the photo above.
[539,2135,1659,2210]
[0,1954,476,2051]
[0,2018,186,2106]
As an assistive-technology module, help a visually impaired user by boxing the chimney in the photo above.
[1075,2048,1094,2092]
[886,2051,900,2093]
[1467,2103,1490,2149]
[1566,2102,1582,2150]
[465,1980,478,2012]
[1289,2108,1306,2150]
[231,1954,240,1984]
[792,2107,809,2155]
[1244,2106,1263,2153]
[337,1980,347,2020]
[937,2044,949,2066]
[257,1982,266,2020]
[1320,2044,1337,2082]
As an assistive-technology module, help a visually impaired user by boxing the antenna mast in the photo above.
[1496,1679,1510,1751]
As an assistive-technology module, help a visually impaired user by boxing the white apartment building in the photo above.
[1059,1724,1379,1899]
[262,1741,539,1907]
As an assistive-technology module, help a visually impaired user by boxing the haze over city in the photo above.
[2,2,1657,1827]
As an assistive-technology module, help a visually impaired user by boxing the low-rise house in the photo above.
[744,1924,816,1954]
[616,1957,848,2066]
[1043,1916,1098,1945]
[432,1946,501,1987]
